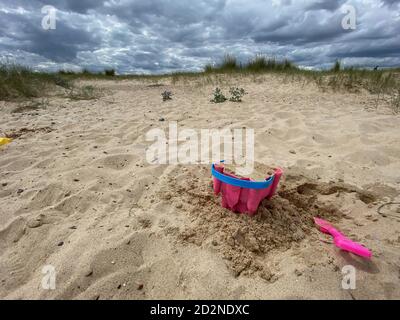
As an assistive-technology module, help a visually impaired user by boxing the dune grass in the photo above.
[204,54,298,74]
[0,64,72,100]
[331,60,342,73]
[1,57,399,111]
[201,55,399,111]
[0,64,107,101]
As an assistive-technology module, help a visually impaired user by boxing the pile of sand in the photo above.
[159,164,377,279]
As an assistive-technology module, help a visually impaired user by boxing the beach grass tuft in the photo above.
[0,63,71,100]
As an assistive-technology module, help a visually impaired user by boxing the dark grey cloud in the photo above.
[253,12,348,45]
[382,0,400,7]
[0,8,102,62]
[37,0,105,13]
[306,0,345,11]
[0,0,399,73]
[332,39,400,59]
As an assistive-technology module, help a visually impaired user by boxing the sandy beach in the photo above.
[1,74,400,300]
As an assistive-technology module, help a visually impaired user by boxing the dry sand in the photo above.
[0,74,399,300]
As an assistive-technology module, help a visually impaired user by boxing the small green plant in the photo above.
[161,90,172,101]
[211,87,227,103]
[229,87,247,102]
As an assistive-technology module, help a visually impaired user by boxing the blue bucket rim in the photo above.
[211,162,275,190]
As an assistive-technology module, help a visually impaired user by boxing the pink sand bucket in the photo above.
[211,162,283,216]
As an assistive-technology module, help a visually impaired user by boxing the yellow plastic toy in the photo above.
[0,137,12,146]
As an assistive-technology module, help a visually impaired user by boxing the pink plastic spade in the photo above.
[212,162,283,216]
[314,217,372,259]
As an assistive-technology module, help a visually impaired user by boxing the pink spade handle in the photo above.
[334,237,372,259]
[314,218,372,259]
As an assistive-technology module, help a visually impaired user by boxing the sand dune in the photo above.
[1,74,399,299]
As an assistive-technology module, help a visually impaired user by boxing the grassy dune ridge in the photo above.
[1,56,399,111]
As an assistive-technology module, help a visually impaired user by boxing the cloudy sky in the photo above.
[0,0,399,74]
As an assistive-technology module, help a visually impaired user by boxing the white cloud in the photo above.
[0,0,398,73]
